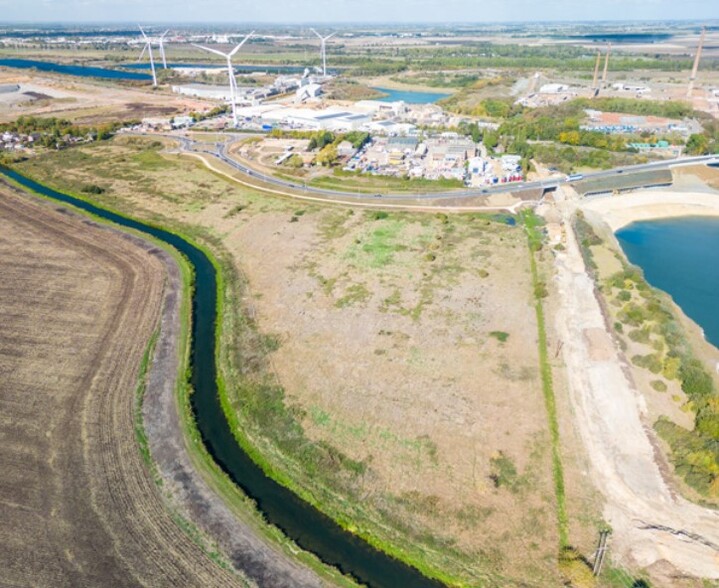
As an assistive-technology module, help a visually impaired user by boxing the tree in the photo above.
[686,133,709,155]
[483,131,499,152]
[315,144,338,167]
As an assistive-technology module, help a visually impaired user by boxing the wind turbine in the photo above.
[138,26,157,87]
[192,32,254,127]
[310,29,335,77]
[158,30,169,69]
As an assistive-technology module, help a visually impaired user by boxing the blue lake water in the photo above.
[616,216,719,348]
[0,58,151,80]
[124,62,311,75]
[371,87,450,104]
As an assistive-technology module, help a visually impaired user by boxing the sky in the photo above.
[0,0,716,24]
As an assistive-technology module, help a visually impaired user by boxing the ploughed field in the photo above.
[0,184,237,587]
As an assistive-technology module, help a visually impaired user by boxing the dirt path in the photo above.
[553,196,719,579]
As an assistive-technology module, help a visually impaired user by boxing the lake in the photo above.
[0,58,151,80]
[616,216,719,348]
[372,87,450,104]
[124,62,312,75]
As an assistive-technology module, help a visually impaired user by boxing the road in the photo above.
[162,131,718,203]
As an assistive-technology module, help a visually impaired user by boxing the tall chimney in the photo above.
[601,43,611,86]
[687,27,706,98]
[592,50,602,95]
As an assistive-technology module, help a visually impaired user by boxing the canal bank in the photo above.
[0,166,444,588]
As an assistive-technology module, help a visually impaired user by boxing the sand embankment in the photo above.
[582,189,719,231]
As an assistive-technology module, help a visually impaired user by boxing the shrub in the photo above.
[680,359,715,399]
[534,280,549,299]
[617,290,631,302]
[490,331,509,343]
[631,353,663,374]
[81,183,105,195]
[651,380,668,392]
[628,328,650,344]
[558,547,596,588]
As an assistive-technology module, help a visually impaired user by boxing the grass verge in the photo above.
[522,210,570,548]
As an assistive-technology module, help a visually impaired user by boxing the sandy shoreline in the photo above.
[581,189,719,231]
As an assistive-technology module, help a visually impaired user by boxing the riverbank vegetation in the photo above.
[575,214,719,502]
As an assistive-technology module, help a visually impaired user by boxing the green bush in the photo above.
[631,353,663,374]
[680,359,715,398]
[628,328,650,344]
[617,290,632,302]
[651,380,668,392]
[489,331,509,343]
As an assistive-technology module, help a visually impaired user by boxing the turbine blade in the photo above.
[138,25,148,40]
[310,28,322,40]
[161,29,169,39]
[229,31,254,57]
[325,32,336,41]
[138,43,147,62]
[192,43,228,58]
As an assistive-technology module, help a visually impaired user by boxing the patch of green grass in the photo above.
[489,452,526,493]
[335,283,371,308]
[347,218,406,268]
[490,331,510,343]
[521,210,569,548]
[131,148,173,171]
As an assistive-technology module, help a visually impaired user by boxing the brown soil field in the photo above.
[0,69,210,124]
[15,138,602,585]
[0,184,242,587]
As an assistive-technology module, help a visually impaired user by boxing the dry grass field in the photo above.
[14,138,602,586]
[0,184,241,587]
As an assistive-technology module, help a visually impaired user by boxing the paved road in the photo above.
[155,131,719,202]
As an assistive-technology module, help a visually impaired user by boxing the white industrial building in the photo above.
[172,84,235,100]
[234,105,372,131]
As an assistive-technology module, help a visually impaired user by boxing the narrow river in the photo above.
[0,167,443,588]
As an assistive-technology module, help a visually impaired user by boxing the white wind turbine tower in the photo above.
[138,26,158,87]
[310,29,335,77]
[192,32,255,127]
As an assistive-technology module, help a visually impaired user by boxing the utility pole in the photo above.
[592,530,610,576]
[687,26,706,98]
[601,43,611,87]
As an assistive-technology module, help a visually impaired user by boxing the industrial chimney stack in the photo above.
[687,27,706,98]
